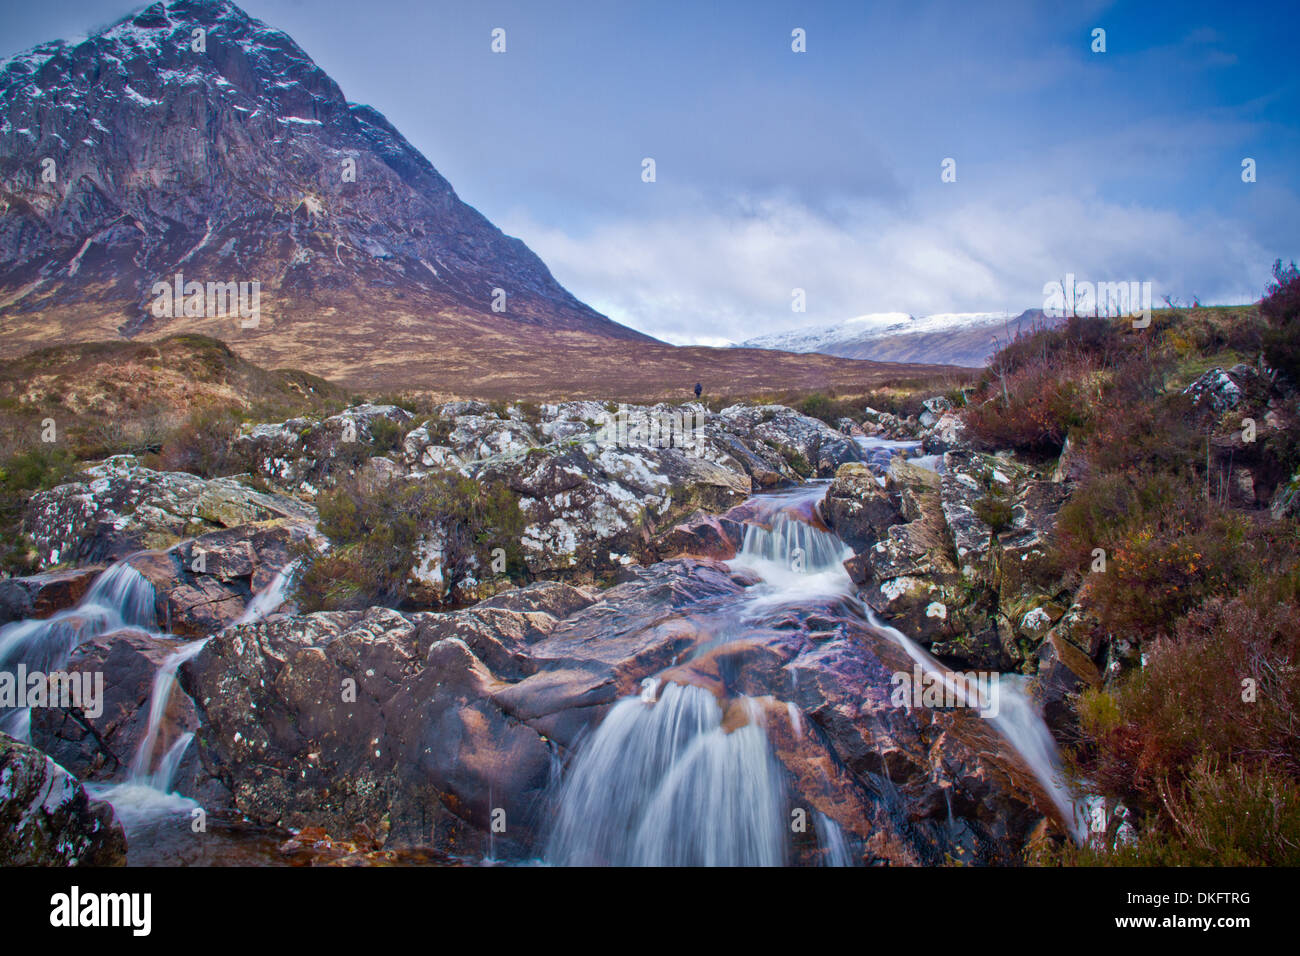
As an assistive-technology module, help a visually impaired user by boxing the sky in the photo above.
[3,0,1297,344]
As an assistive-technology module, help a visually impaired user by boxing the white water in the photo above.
[93,562,301,837]
[546,486,859,867]
[122,561,299,793]
[865,606,1084,841]
[545,683,788,866]
[0,563,156,739]
[546,476,1081,864]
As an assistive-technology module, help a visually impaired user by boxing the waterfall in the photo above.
[126,560,299,792]
[128,638,208,788]
[0,562,156,739]
[546,477,1082,864]
[546,683,788,866]
[729,500,855,606]
[234,560,298,626]
[864,607,1084,840]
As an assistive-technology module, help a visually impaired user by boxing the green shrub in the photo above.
[1055,759,1300,866]
[295,471,526,611]
[0,445,78,571]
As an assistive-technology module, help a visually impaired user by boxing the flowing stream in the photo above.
[545,463,1082,864]
[4,463,1079,864]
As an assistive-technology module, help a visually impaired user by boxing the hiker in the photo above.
[693,382,702,399]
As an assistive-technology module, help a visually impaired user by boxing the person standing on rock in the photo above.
[694,382,703,399]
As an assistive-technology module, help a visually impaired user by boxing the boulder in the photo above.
[819,462,902,553]
[22,456,317,570]
[652,510,744,561]
[0,566,105,625]
[0,732,127,866]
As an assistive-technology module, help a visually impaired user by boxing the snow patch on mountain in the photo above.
[742,311,1022,353]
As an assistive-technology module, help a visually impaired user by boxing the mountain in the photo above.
[0,0,658,387]
[741,310,1060,368]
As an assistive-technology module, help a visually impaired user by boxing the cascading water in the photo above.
[546,484,859,867]
[0,562,156,739]
[545,683,788,866]
[864,607,1084,840]
[121,560,300,795]
[546,466,1082,864]
[88,561,301,852]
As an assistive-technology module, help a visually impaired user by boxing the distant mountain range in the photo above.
[0,0,975,395]
[741,309,1060,367]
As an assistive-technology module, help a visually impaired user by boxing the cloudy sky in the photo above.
[4,0,1297,343]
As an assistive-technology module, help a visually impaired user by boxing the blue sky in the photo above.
[4,0,1297,343]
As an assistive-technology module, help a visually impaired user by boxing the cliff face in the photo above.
[0,0,650,384]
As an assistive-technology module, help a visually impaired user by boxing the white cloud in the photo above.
[507,189,1275,343]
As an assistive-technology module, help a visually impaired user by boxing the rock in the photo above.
[1052,435,1087,484]
[918,396,953,429]
[123,522,309,636]
[1032,622,1103,732]
[1271,470,1300,521]
[717,404,862,477]
[819,462,902,553]
[653,510,744,561]
[0,566,105,625]
[233,405,416,497]
[179,549,1067,863]
[1183,367,1243,413]
[22,456,317,570]
[940,452,997,580]
[0,732,127,866]
[923,410,970,453]
[30,629,196,780]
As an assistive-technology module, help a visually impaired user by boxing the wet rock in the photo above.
[820,462,903,553]
[0,566,105,625]
[653,510,744,561]
[0,732,127,866]
[30,629,196,781]
[124,521,310,636]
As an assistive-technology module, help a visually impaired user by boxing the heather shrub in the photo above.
[153,406,246,478]
[1077,596,1300,801]
[296,471,526,611]
[1261,259,1300,383]
[964,355,1097,457]
[1056,759,1300,866]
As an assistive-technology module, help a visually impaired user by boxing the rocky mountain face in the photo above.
[0,0,651,384]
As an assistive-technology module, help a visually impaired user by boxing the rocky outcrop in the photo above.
[843,445,1075,672]
[232,405,415,498]
[22,455,317,569]
[181,560,1065,863]
[231,399,861,583]
[0,733,127,866]
[0,566,104,625]
[820,462,903,553]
